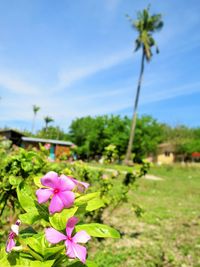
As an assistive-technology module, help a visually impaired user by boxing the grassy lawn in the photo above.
[89,164,200,266]
[85,161,140,173]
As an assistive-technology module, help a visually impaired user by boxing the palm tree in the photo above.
[32,105,40,133]
[44,116,54,131]
[124,6,163,164]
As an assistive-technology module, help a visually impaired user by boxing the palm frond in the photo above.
[135,39,141,52]
[127,6,163,61]
[33,105,40,114]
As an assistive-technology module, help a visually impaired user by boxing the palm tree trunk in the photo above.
[45,122,48,132]
[32,114,36,134]
[124,49,145,164]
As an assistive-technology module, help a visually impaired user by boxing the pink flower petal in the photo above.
[70,177,90,192]
[11,224,20,236]
[36,188,53,204]
[65,240,76,259]
[66,240,87,263]
[6,238,15,253]
[45,228,66,244]
[73,231,91,244]
[66,217,79,237]
[79,181,90,189]
[49,194,64,214]
[58,191,75,209]
[59,175,76,191]
[41,171,59,189]
[77,182,90,193]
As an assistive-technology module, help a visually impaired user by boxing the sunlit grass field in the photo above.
[89,164,200,266]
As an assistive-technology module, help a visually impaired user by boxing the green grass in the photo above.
[89,164,200,267]
[85,161,142,173]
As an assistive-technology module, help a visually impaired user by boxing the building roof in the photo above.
[0,129,25,136]
[158,142,173,148]
[192,152,200,158]
[22,136,74,146]
[157,142,175,152]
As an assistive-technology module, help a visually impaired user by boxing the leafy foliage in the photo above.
[36,126,69,140]
[68,115,165,162]
[65,161,149,221]
[130,6,163,61]
[0,147,47,217]
[103,145,119,163]
[0,167,120,266]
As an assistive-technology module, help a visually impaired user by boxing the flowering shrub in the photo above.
[44,143,51,150]
[0,148,47,219]
[45,216,90,263]
[103,144,119,163]
[6,219,21,253]
[66,161,150,221]
[0,171,120,266]
[36,172,76,214]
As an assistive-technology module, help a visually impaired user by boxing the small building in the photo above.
[191,152,200,162]
[21,137,74,160]
[0,129,24,146]
[0,129,75,160]
[156,143,175,164]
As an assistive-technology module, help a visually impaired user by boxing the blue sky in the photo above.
[0,0,200,132]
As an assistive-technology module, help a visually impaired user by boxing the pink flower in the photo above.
[45,217,90,264]
[68,176,89,193]
[44,143,51,150]
[6,220,21,253]
[36,171,75,214]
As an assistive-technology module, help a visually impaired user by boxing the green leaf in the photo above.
[66,259,98,267]
[0,247,55,267]
[34,201,49,222]
[33,175,43,188]
[75,223,120,238]
[86,198,104,211]
[75,192,101,206]
[43,246,65,260]
[9,176,22,187]
[20,227,37,238]
[17,181,49,224]
[75,192,104,211]
[17,182,36,212]
[29,260,55,267]
[66,261,84,267]
[86,260,99,267]
[0,249,10,267]
[49,207,78,230]
[19,211,41,225]
[23,233,64,259]
[19,202,49,225]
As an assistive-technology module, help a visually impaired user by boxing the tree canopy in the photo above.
[68,115,165,161]
[28,114,200,162]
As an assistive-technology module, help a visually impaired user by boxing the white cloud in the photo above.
[0,71,40,95]
[1,77,200,131]
[56,50,132,90]
[141,81,200,105]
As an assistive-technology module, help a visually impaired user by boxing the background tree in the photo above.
[163,125,199,160]
[69,116,106,159]
[68,114,164,161]
[125,6,163,164]
[132,116,165,162]
[32,105,40,133]
[36,125,69,140]
[44,116,54,133]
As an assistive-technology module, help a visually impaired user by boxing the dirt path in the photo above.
[143,174,163,181]
[87,165,163,181]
